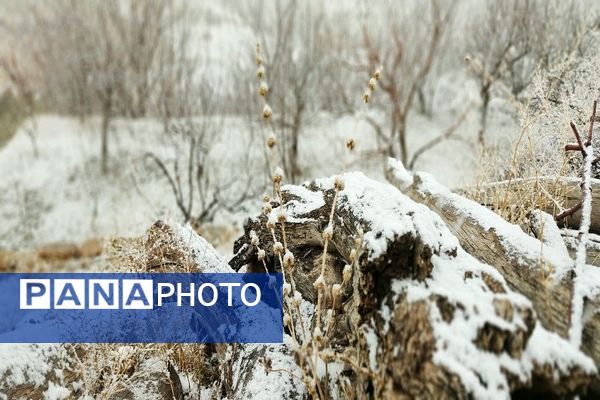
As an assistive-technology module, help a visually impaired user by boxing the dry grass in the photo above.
[465,54,600,230]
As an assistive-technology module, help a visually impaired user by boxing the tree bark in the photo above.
[231,171,595,398]
[466,176,600,233]
[386,159,600,387]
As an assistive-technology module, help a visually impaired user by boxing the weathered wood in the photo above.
[232,172,595,398]
[466,176,600,233]
[386,158,600,382]
[387,160,570,331]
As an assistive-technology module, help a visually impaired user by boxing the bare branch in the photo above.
[408,102,475,170]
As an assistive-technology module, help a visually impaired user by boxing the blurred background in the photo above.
[1,0,599,256]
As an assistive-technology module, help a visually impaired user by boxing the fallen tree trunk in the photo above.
[231,172,595,398]
[385,158,600,385]
[465,176,600,233]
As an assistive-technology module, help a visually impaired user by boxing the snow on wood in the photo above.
[231,171,595,398]
[529,209,571,261]
[386,158,600,387]
[468,175,600,233]
[387,158,574,319]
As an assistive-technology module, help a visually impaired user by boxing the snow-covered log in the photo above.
[468,176,600,233]
[386,159,578,331]
[386,159,600,384]
[231,172,595,398]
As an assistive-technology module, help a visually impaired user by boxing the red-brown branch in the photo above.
[556,102,598,222]
[570,122,585,156]
[565,143,582,152]
[556,201,583,221]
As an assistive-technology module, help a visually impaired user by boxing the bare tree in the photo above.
[28,0,193,173]
[358,0,455,163]
[146,82,257,227]
[466,0,588,146]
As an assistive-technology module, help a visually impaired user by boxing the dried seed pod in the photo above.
[262,104,272,120]
[332,283,341,298]
[368,77,377,91]
[349,249,357,262]
[250,230,259,246]
[362,90,370,103]
[313,274,326,290]
[373,67,381,80]
[277,211,287,224]
[256,64,265,79]
[273,241,284,254]
[283,251,295,269]
[313,327,324,344]
[320,348,335,362]
[346,138,355,151]
[272,167,283,185]
[322,224,334,241]
[343,264,352,283]
[334,175,345,191]
[259,82,268,97]
[262,203,272,215]
[293,291,302,306]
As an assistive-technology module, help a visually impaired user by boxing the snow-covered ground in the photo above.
[0,103,494,253]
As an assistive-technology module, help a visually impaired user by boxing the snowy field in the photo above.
[0,99,504,253]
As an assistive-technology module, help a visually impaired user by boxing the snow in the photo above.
[0,99,480,252]
[376,161,596,398]
[529,209,571,260]
[387,158,575,279]
[0,115,262,252]
[43,382,70,400]
[229,335,306,399]
[170,223,233,273]
[314,172,459,261]
[0,344,58,388]
[524,325,597,376]
[364,326,379,370]
[386,229,595,400]
[277,184,325,223]
[570,145,595,347]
